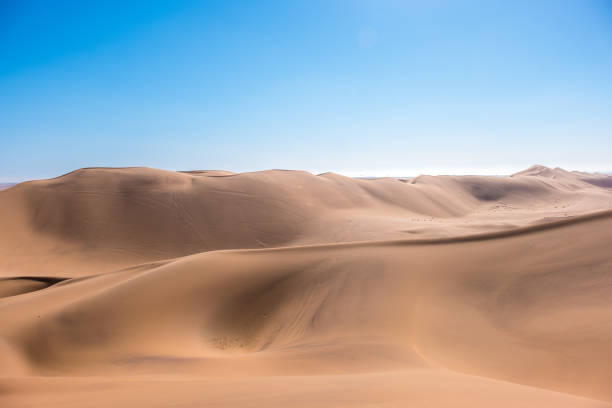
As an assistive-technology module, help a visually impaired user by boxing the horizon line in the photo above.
[2,164,611,184]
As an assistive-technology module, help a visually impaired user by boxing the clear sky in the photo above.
[1,0,611,181]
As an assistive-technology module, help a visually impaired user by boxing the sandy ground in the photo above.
[1,165,611,407]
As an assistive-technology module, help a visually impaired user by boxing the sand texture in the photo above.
[1,165,612,407]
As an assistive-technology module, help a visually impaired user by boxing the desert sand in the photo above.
[1,165,612,407]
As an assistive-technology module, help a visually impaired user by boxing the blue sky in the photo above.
[1,0,611,181]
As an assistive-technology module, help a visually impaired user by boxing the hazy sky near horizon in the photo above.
[1,0,611,181]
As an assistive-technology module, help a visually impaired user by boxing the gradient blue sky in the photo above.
[1,0,611,181]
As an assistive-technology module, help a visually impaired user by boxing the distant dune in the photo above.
[1,166,612,407]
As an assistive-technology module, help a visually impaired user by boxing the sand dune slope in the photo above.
[1,209,612,406]
[1,166,610,277]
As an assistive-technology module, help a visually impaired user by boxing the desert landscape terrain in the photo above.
[1,164,612,407]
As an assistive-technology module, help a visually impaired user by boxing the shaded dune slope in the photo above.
[0,277,66,298]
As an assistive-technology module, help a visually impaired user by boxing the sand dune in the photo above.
[1,165,610,277]
[1,165,612,407]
